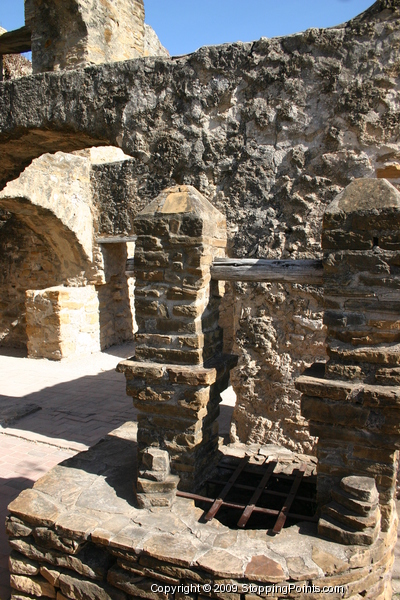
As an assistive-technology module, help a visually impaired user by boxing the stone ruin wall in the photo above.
[0,150,140,357]
[0,214,62,347]
[1,0,400,451]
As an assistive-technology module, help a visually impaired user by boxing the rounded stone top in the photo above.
[328,178,400,215]
[139,185,224,218]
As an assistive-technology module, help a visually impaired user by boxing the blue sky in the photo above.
[0,0,375,56]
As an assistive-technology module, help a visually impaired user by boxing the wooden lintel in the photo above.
[210,258,323,285]
[0,26,32,55]
[96,236,137,244]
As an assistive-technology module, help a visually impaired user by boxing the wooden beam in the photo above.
[0,27,31,55]
[96,236,137,244]
[210,258,323,285]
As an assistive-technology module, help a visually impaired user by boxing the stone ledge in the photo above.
[296,373,400,407]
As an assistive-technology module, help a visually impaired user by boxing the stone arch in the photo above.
[0,148,137,357]
[0,152,95,282]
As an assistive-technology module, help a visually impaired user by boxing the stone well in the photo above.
[6,425,396,600]
[6,180,400,600]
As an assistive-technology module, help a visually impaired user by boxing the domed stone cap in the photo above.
[138,185,226,239]
[323,178,400,231]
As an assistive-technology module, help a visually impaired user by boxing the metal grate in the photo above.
[177,456,317,533]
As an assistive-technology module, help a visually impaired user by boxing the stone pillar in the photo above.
[296,178,400,533]
[117,185,237,507]
[27,0,145,73]
[26,285,100,360]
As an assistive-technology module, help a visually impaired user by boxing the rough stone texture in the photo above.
[143,24,169,58]
[0,149,137,356]
[2,0,399,448]
[5,427,397,600]
[296,178,400,532]
[117,185,237,495]
[25,285,101,360]
[0,27,32,80]
[0,152,95,277]
[0,213,62,347]
[1,55,32,80]
[28,0,145,73]
[320,477,381,546]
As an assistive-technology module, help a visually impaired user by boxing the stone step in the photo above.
[322,500,380,532]
[318,514,380,546]
[332,486,379,516]
[340,475,379,504]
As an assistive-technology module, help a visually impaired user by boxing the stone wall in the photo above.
[297,178,400,534]
[97,243,136,350]
[0,26,32,80]
[0,150,138,357]
[1,0,400,446]
[117,185,237,499]
[25,285,101,360]
[27,0,145,73]
[0,215,62,348]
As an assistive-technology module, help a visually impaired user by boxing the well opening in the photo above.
[178,451,318,532]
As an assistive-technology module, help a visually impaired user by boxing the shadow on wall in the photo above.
[0,214,64,349]
[97,243,136,350]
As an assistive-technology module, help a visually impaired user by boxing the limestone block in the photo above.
[0,152,94,275]
[10,573,56,598]
[142,448,170,473]
[26,285,100,360]
[143,24,169,58]
[29,0,145,73]
[9,552,39,576]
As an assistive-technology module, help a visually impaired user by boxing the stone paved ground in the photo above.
[0,343,235,600]
[0,343,138,599]
[0,344,399,599]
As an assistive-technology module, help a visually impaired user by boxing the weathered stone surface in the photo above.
[8,489,62,527]
[285,556,319,581]
[29,0,145,73]
[244,555,285,583]
[142,534,199,567]
[59,572,125,600]
[143,23,169,58]
[331,487,378,517]
[322,502,380,531]
[40,566,61,587]
[107,566,167,599]
[318,516,380,546]
[0,152,94,269]
[4,1,400,449]
[0,149,137,354]
[9,552,39,576]
[311,547,348,576]
[341,476,379,504]
[55,511,100,541]
[5,431,397,600]
[10,573,56,598]
[196,549,244,578]
[6,517,33,539]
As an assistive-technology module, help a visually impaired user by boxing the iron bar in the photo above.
[272,464,306,534]
[203,456,249,521]
[206,478,315,504]
[176,490,318,524]
[237,460,277,528]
